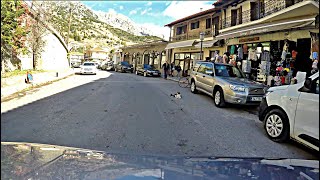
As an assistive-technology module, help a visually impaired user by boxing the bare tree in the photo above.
[27,3,49,70]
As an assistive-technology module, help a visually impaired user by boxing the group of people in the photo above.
[162,62,182,79]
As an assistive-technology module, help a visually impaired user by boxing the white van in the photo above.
[259,71,319,151]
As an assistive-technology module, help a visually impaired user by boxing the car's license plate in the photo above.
[251,97,262,101]
[153,73,158,75]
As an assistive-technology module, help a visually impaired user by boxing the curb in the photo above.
[1,72,75,103]
[167,77,180,82]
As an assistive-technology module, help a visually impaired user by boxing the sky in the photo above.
[82,1,215,40]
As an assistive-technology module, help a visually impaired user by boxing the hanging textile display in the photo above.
[237,45,243,59]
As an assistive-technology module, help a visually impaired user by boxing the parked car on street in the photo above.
[101,61,114,71]
[189,61,267,107]
[135,64,161,77]
[80,62,97,75]
[115,61,133,73]
[259,71,319,151]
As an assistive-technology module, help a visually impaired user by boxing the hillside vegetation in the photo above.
[34,1,162,48]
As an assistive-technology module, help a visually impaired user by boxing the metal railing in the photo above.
[170,29,213,42]
[221,0,318,29]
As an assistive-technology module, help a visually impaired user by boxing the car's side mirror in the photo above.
[205,70,214,76]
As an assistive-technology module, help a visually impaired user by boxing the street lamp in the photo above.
[200,32,205,60]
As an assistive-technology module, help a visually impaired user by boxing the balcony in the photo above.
[171,34,187,42]
[221,0,319,29]
[170,29,213,42]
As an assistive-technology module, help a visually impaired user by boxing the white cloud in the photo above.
[129,10,137,15]
[139,23,171,40]
[141,7,152,15]
[108,8,117,14]
[145,1,152,6]
[165,2,171,6]
[119,5,124,10]
[163,1,213,20]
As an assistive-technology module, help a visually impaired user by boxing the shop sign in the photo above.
[239,37,260,43]
[178,48,198,51]
[239,28,268,37]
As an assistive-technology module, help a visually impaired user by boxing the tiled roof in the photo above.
[164,7,218,27]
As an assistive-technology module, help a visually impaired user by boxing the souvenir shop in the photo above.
[225,29,319,86]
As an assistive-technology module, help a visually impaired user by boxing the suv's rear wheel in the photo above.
[213,88,226,107]
[264,109,289,142]
[190,81,198,94]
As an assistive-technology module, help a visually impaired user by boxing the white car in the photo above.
[80,62,97,75]
[259,71,319,151]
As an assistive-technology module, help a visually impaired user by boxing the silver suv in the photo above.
[190,61,267,107]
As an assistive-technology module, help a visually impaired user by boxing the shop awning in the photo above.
[165,40,195,49]
[215,17,315,40]
[194,40,218,48]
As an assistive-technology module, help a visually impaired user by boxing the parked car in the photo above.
[189,61,267,107]
[100,61,114,71]
[136,64,161,77]
[259,71,319,151]
[80,62,97,75]
[115,61,133,73]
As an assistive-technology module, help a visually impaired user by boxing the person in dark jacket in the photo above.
[162,61,170,79]
[175,64,182,78]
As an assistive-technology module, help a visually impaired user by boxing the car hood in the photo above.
[145,68,159,72]
[268,85,291,91]
[1,142,318,179]
[218,77,265,88]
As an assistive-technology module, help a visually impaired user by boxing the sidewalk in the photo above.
[167,76,180,82]
[1,69,75,102]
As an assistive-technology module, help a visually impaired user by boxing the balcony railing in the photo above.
[221,0,318,29]
[170,29,213,42]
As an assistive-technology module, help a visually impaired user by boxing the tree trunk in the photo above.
[33,52,36,70]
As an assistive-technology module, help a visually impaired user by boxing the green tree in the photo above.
[1,0,28,53]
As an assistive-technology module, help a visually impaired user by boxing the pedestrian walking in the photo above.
[176,64,182,78]
[162,61,169,79]
[170,62,175,77]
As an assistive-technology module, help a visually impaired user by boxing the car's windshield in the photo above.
[83,63,95,66]
[214,64,245,78]
[145,65,156,70]
[121,62,130,66]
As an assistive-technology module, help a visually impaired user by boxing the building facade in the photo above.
[85,47,109,62]
[164,8,225,75]
[120,41,168,71]
[214,0,319,85]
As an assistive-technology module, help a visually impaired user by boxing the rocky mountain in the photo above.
[94,10,162,38]
[27,1,162,51]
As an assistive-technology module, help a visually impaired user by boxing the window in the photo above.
[176,25,187,35]
[190,21,200,30]
[193,62,201,71]
[206,18,211,29]
[214,64,245,78]
[197,64,206,74]
[311,78,319,94]
[205,63,213,71]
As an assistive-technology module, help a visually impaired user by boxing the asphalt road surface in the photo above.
[1,70,318,159]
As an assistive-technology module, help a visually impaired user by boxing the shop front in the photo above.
[216,15,319,86]
[220,28,318,86]
[167,40,225,76]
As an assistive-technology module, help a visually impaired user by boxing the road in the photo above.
[1,70,317,159]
